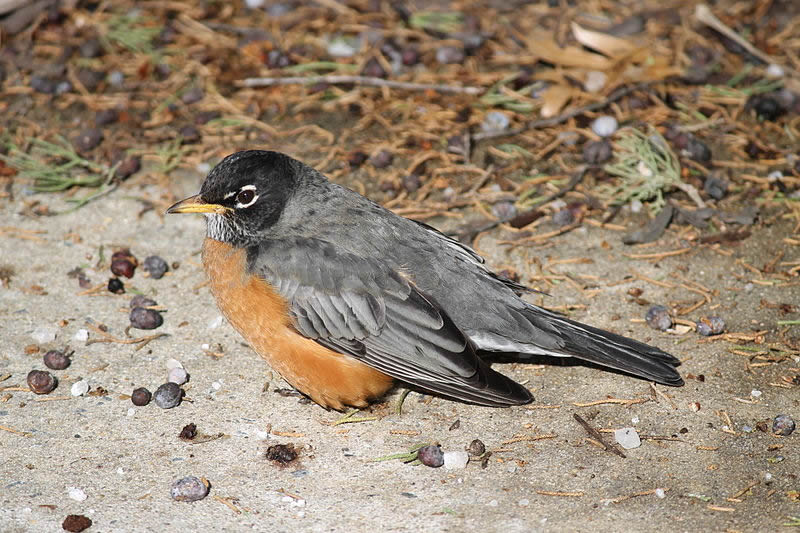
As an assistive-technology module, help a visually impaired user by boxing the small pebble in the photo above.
[591,115,618,137]
[584,70,607,93]
[361,57,387,78]
[73,329,89,342]
[208,315,224,329]
[436,46,465,64]
[43,349,71,370]
[704,174,728,200]
[179,125,201,144]
[131,387,151,406]
[327,38,357,58]
[695,316,725,336]
[170,476,209,502]
[583,139,612,164]
[30,75,57,94]
[751,389,762,398]
[62,514,92,532]
[418,445,444,468]
[552,208,575,227]
[143,255,168,279]
[67,487,87,502]
[488,499,498,507]
[267,49,291,69]
[79,37,104,58]
[181,87,204,105]
[614,427,641,449]
[767,170,783,182]
[491,201,517,221]
[369,149,394,169]
[168,367,189,385]
[108,70,124,86]
[107,277,125,294]
[655,488,666,499]
[31,325,58,344]
[766,64,785,79]
[114,156,141,180]
[467,439,486,456]
[443,451,469,470]
[73,128,103,153]
[519,498,530,506]
[70,380,89,397]
[481,111,510,132]
[153,382,182,409]
[130,307,163,330]
[773,414,795,436]
[685,136,712,162]
[645,305,672,331]
[27,370,57,394]
[402,174,421,193]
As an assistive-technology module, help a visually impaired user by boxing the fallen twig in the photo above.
[236,75,484,95]
[573,413,626,458]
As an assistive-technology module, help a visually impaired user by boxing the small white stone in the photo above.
[31,325,57,344]
[751,389,762,398]
[127,407,136,417]
[614,427,641,449]
[71,380,89,397]
[591,115,618,137]
[68,487,87,501]
[488,499,498,507]
[481,111,510,132]
[518,498,530,506]
[506,465,517,473]
[767,170,783,181]
[443,451,469,470]
[201,343,210,350]
[584,70,607,93]
[255,430,270,440]
[655,488,666,499]
[281,496,293,503]
[327,38,357,58]
[73,329,89,342]
[208,315,224,329]
[117,467,125,475]
[631,416,640,424]
[765,472,773,482]
[630,199,643,213]
[168,367,188,385]
[211,381,222,390]
[244,0,264,8]
[166,358,183,370]
[766,64,785,79]
[196,162,211,174]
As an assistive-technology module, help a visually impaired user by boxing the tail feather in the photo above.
[523,307,684,386]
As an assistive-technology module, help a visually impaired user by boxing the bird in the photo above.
[167,150,683,410]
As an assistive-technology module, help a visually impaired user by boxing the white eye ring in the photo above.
[235,185,258,208]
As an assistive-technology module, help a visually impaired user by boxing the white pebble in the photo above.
[211,381,222,390]
[591,115,618,137]
[751,389,762,398]
[584,70,607,93]
[281,496,294,503]
[108,70,124,86]
[630,199,643,213]
[127,407,136,417]
[255,430,270,440]
[244,0,264,8]
[481,111,510,132]
[71,380,90,397]
[631,416,640,424]
[506,465,517,473]
[767,170,783,181]
[73,329,89,342]
[31,325,57,344]
[766,64,785,79]
[488,499,498,507]
[614,427,641,450]
[68,487,87,501]
[166,358,184,370]
[208,315,224,329]
[196,162,211,174]
[518,498,530,506]
[765,472,773,482]
[116,467,125,475]
[201,343,210,350]
[168,367,188,385]
[443,451,470,470]
[327,38,357,58]
[655,488,666,499]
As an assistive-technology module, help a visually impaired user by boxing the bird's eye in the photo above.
[235,189,256,206]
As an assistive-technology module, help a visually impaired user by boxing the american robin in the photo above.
[167,150,683,410]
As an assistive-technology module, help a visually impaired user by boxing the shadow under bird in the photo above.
[167,150,683,410]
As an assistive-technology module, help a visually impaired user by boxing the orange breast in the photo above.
[201,238,394,410]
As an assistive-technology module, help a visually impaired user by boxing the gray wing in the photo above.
[246,237,532,407]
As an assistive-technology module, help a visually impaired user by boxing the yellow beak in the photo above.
[166,194,230,214]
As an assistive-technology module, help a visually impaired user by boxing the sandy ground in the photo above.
[1,166,799,532]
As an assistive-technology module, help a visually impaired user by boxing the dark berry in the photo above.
[645,305,672,331]
[181,87,204,105]
[370,149,394,169]
[153,382,182,409]
[79,37,104,58]
[111,259,136,278]
[361,57,387,78]
[583,140,613,164]
[747,94,784,121]
[94,108,119,126]
[696,316,725,336]
[129,295,157,308]
[73,128,103,153]
[773,414,795,436]
[418,445,444,468]
[130,307,163,330]
[131,387,152,406]
[27,370,57,394]
[107,277,125,294]
[143,255,168,279]
[43,349,71,370]
[114,156,141,180]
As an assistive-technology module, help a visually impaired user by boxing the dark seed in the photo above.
[361,57,387,78]
[179,423,197,440]
[30,75,57,94]
[114,156,141,180]
[195,110,221,125]
[696,316,725,336]
[131,387,151,406]
[27,370,57,394]
[76,68,105,92]
[170,476,209,502]
[179,125,201,144]
[107,277,125,294]
[130,307,163,330]
[418,444,444,468]
[62,514,92,532]
[111,259,136,278]
[583,139,613,164]
[348,151,368,168]
[401,47,419,66]
[645,305,672,331]
[435,46,465,65]
[773,414,795,436]
[94,108,119,126]
[402,174,421,193]
[685,136,711,163]
[703,174,728,200]
[181,86,204,105]
[153,382,182,409]
[266,443,298,464]
[747,94,784,121]
[267,49,292,69]
[129,295,157,308]
[370,149,394,169]
[43,349,70,370]
[79,37,104,58]
[467,439,486,456]
[143,255,168,279]
[73,128,103,153]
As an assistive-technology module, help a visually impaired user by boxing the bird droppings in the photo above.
[153,382,183,409]
[265,444,299,466]
[70,380,89,396]
[170,476,210,502]
[27,370,57,394]
[614,427,642,450]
